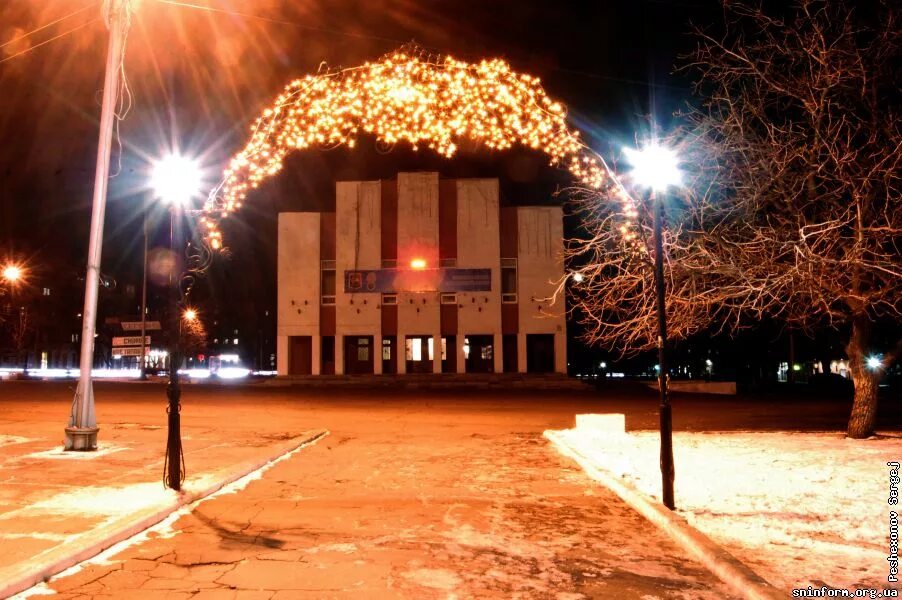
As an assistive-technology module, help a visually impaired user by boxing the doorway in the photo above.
[526,334,555,373]
[343,336,374,374]
[288,336,312,375]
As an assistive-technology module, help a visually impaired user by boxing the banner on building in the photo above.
[344,268,491,293]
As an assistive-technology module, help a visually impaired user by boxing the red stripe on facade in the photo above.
[439,179,457,260]
[381,179,398,261]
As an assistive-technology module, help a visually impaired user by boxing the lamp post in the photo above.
[150,153,203,491]
[67,0,134,451]
[624,142,682,510]
[2,263,28,372]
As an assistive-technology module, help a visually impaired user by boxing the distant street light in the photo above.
[625,140,682,511]
[2,264,23,284]
[151,152,204,491]
[183,308,198,322]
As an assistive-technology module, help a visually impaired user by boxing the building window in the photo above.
[381,259,397,269]
[321,264,336,305]
[382,293,397,305]
[440,293,456,305]
[501,258,517,303]
[42,287,51,296]
[382,338,391,360]
[357,338,370,361]
[439,258,457,268]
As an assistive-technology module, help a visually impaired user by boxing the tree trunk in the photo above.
[846,317,879,439]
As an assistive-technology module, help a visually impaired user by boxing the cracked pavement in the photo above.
[24,385,738,599]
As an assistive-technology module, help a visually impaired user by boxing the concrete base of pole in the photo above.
[64,427,99,451]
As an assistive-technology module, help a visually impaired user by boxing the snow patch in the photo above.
[549,428,901,591]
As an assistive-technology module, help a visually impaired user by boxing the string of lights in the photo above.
[204,44,641,250]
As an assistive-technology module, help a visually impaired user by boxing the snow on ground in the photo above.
[551,427,901,592]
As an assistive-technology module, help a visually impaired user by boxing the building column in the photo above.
[517,333,527,373]
[311,334,321,375]
[397,334,406,374]
[277,335,288,376]
[493,333,503,374]
[335,334,344,375]
[432,333,442,374]
[456,333,467,373]
[554,331,567,374]
[373,333,383,374]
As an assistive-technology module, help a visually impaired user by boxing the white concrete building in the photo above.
[276,172,566,376]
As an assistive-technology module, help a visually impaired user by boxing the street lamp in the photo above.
[2,264,23,285]
[151,152,203,491]
[624,141,682,510]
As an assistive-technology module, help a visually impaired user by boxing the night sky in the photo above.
[0,0,725,368]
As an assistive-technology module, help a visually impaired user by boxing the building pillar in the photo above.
[517,333,527,373]
[335,334,344,375]
[493,333,503,374]
[554,331,567,374]
[397,334,406,374]
[373,333,383,375]
[456,333,467,373]
[311,334,321,375]
[276,335,288,376]
[432,333,442,375]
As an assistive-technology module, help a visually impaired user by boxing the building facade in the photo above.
[276,172,566,376]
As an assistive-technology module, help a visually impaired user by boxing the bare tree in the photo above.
[564,0,900,438]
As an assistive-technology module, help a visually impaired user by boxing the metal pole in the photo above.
[164,205,184,490]
[139,192,149,379]
[653,189,675,510]
[66,1,129,450]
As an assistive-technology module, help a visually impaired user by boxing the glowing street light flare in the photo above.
[571,272,584,283]
[623,143,682,192]
[183,308,198,322]
[866,356,883,371]
[410,258,427,270]
[2,264,23,283]
[151,154,203,206]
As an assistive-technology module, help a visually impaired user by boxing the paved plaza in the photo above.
[0,379,897,598]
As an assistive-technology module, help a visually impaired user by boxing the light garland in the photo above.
[204,45,639,250]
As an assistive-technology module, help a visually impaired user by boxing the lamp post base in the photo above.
[64,426,99,451]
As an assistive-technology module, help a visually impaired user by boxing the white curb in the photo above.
[544,429,782,600]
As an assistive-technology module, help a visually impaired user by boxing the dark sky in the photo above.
[0,0,721,334]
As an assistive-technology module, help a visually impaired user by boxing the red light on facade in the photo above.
[410,258,427,270]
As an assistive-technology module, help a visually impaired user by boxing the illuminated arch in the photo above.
[202,45,638,248]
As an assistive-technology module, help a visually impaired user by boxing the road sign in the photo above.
[112,336,151,347]
[120,321,161,331]
[112,347,145,357]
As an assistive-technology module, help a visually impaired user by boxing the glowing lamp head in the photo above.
[866,355,883,371]
[410,258,427,270]
[183,308,198,322]
[151,154,203,206]
[572,272,584,283]
[2,264,23,283]
[624,143,682,191]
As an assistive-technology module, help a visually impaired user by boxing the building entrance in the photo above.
[405,335,433,373]
[343,336,374,374]
[526,334,555,373]
[288,336,312,375]
[464,335,494,373]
